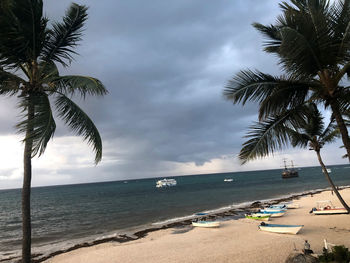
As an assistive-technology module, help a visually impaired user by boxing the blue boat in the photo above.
[258,210,286,217]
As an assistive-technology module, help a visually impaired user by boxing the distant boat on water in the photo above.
[156,178,177,188]
[282,159,298,179]
[224,178,233,182]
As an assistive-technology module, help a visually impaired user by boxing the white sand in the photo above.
[45,188,350,263]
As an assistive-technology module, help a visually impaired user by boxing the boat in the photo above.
[224,179,233,182]
[282,159,299,178]
[258,210,286,217]
[245,213,270,221]
[156,178,177,188]
[311,200,348,215]
[263,206,287,212]
[192,221,220,228]
[258,223,303,234]
[286,203,300,209]
[268,204,287,209]
[322,168,331,173]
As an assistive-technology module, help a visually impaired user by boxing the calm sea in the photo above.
[1,165,350,260]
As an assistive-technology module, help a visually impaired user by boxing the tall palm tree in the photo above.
[224,0,350,161]
[0,1,107,262]
[239,103,350,212]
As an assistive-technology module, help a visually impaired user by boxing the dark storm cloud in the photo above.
[1,1,284,182]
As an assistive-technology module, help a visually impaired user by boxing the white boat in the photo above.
[258,223,303,234]
[311,200,348,215]
[263,206,287,212]
[224,179,233,182]
[192,221,220,228]
[269,204,287,209]
[156,178,177,188]
[258,211,286,218]
[286,203,300,209]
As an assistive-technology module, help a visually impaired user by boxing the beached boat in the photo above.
[269,204,287,209]
[258,210,286,217]
[245,213,270,221]
[156,178,177,188]
[263,206,287,212]
[224,179,233,182]
[192,221,220,228]
[311,200,348,215]
[286,203,300,209]
[258,223,303,234]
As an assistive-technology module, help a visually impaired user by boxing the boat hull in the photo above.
[192,221,220,228]
[245,214,270,221]
[286,203,300,209]
[259,224,303,234]
[263,207,287,212]
[313,209,348,215]
[259,210,286,217]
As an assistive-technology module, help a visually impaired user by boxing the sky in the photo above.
[0,0,347,189]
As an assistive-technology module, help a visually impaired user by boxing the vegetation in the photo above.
[319,245,350,262]
[224,0,350,161]
[0,1,107,262]
[238,103,350,212]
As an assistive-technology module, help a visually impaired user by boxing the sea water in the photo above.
[1,164,350,260]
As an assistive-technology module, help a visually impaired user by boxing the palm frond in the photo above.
[55,94,102,163]
[0,0,47,67]
[0,69,24,95]
[252,23,282,53]
[16,93,56,157]
[285,128,310,148]
[304,103,325,136]
[224,70,317,119]
[50,75,107,98]
[41,4,88,66]
[239,106,308,164]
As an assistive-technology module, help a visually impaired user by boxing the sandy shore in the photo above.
[45,188,350,263]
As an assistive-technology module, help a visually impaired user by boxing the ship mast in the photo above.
[283,158,288,170]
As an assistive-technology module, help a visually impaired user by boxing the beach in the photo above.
[44,188,350,263]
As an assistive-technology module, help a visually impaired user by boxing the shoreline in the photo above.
[6,185,347,263]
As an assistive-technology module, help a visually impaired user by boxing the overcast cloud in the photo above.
[0,0,347,189]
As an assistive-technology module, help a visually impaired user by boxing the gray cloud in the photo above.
[3,1,343,188]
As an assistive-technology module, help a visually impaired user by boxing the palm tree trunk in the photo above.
[330,101,350,162]
[22,103,34,263]
[315,149,350,213]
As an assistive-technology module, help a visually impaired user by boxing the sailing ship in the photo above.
[282,159,298,179]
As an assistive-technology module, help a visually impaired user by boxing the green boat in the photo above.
[245,213,270,221]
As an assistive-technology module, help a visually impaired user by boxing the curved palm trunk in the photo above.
[315,149,350,213]
[22,103,34,263]
[330,102,350,162]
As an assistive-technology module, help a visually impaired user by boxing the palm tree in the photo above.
[224,0,350,162]
[0,1,107,262]
[239,103,350,212]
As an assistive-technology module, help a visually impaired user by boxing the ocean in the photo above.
[1,164,350,261]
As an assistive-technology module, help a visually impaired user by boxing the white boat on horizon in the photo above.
[258,223,303,234]
[156,179,177,188]
[192,221,220,228]
[224,179,233,182]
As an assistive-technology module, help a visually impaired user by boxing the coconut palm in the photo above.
[239,103,350,212]
[224,0,350,162]
[0,1,107,262]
